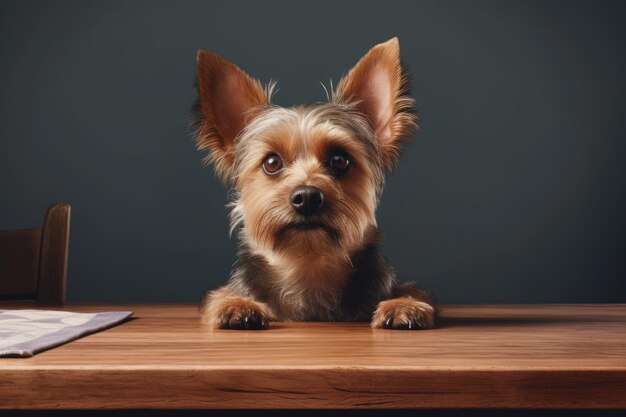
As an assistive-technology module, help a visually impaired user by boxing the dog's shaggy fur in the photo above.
[193,38,436,330]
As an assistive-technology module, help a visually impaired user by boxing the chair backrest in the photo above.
[0,204,71,305]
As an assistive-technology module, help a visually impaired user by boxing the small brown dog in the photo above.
[193,37,436,330]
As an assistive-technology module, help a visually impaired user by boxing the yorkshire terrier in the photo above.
[193,37,436,330]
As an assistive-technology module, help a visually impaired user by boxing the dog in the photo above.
[192,37,436,330]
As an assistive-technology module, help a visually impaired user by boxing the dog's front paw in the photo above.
[213,299,272,330]
[371,297,435,330]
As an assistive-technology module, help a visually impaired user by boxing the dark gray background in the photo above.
[1,0,624,304]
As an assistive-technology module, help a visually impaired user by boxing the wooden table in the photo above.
[1,304,625,409]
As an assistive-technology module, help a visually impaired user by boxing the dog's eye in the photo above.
[262,154,284,175]
[329,153,351,174]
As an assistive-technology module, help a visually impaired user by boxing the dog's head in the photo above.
[193,38,417,259]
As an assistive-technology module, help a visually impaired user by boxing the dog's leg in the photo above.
[371,282,436,330]
[200,285,275,330]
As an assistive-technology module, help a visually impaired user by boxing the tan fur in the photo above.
[371,297,436,329]
[261,246,351,321]
[230,109,377,320]
[200,286,275,329]
[234,107,378,257]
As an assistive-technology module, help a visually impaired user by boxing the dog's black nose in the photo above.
[290,186,325,216]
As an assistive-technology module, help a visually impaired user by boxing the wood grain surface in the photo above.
[1,304,625,409]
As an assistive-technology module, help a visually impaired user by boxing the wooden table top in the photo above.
[1,303,625,409]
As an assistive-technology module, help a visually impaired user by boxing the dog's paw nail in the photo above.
[233,310,269,330]
[384,317,393,328]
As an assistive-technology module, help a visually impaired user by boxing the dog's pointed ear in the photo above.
[335,37,417,171]
[193,50,269,181]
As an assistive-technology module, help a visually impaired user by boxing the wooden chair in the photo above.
[0,204,71,305]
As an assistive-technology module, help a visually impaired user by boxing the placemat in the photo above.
[0,309,133,358]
